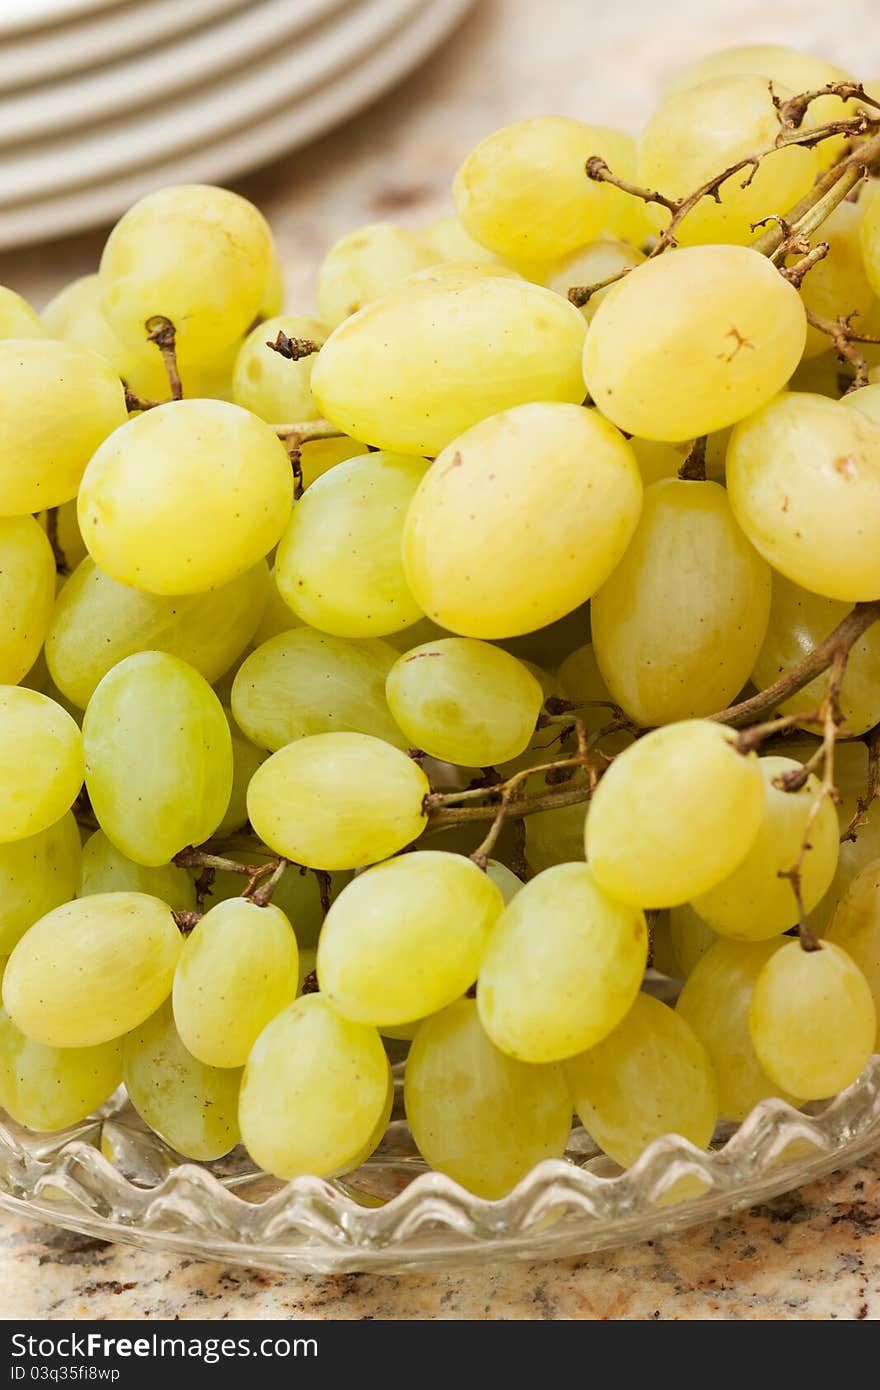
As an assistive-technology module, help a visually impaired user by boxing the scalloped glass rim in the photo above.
[1,1056,879,1273]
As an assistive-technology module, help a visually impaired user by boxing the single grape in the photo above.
[0,688,84,844]
[668,903,718,977]
[83,652,232,867]
[317,851,503,1025]
[40,499,88,571]
[421,215,512,266]
[298,435,366,490]
[565,993,717,1168]
[749,940,876,1100]
[251,570,302,645]
[842,381,880,428]
[524,800,590,873]
[317,223,440,327]
[405,997,572,1197]
[586,720,764,907]
[3,892,181,1047]
[238,993,390,1179]
[80,829,196,914]
[861,185,880,301]
[232,313,330,422]
[826,860,880,1045]
[545,237,645,322]
[215,710,267,837]
[0,1003,121,1133]
[0,814,81,955]
[0,516,56,686]
[0,286,46,339]
[247,732,428,870]
[485,860,523,905]
[477,862,647,1063]
[629,437,695,486]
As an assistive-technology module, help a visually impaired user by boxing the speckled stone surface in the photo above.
[1,0,880,1320]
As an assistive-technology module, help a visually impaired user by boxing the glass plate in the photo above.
[1,1055,879,1274]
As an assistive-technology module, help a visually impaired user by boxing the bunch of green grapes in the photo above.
[1,41,880,1201]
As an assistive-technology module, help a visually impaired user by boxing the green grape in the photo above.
[749,940,876,1100]
[78,400,292,596]
[46,558,269,709]
[317,852,503,1025]
[668,903,718,977]
[806,742,880,935]
[862,185,880,300]
[524,801,589,873]
[275,452,427,638]
[0,1004,121,1132]
[99,185,274,363]
[385,638,543,765]
[751,570,880,736]
[40,499,88,572]
[248,732,428,870]
[173,898,298,1068]
[405,262,525,289]
[298,435,366,490]
[797,202,876,358]
[3,892,181,1047]
[650,913,680,978]
[477,862,647,1063]
[311,275,587,457]
[421,215,512,266]
[583,245,806,441]
[231,628,405,751]
[80,829,196,914]
[628,437,694,486]
[0,288,45,339]
[232,313,330,421]
[238,993,390,1178]
[215,710,266,836]
[0,516,55,686]
[403,402,641,638]
[843,381,880,427]
[0,814,81,955]
[0,339,127,515]
[692,756,838,940]
[676,937,795,1120]
[639,77,818,247]
[486,860,523,905]
[251,570,302,645]
[383,615,451,653]
[317,223,439,327]
[405,997,571,1197]
[545,237,645,322]
[204,860,349,950]
[826,860,880,1045]
[586,720,764,908]
[727,392,880,602]
[123,1000,241,1160]
[0,688,84,844]
[565,993,717,1167]
[453,117,616,262]
[83,652,232,867]
[592,479,771,726]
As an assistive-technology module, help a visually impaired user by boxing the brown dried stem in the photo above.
[678,436,707,481]
[123,383,160,413]
[806,308,880,389]
[145,316,183,401]
[266,331,321,361]
[842,727,880,843]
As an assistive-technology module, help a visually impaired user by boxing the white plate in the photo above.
[0,0,474,249]
[0,0,356,146]
[0,0,425,204]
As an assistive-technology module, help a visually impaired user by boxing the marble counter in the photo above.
[1,0,879,1321]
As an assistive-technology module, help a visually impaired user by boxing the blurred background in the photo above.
[1,0,878,312]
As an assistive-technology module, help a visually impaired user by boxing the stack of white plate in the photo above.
[0,0,473,250]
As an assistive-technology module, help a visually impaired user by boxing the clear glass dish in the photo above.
[1,1054,879,1274]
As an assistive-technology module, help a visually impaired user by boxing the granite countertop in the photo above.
[1,0,879,1321]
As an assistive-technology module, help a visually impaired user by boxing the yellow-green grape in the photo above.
[0,339,127,516]
[231,628,404,751]
[586,128,654,246]
[639,76,818,247]
[239,993,390,1178]
[80,829,196,914]
[3,892,181,1047]
[806,742,880,936]
[0,516,55,685]
[0,688,83,844]
[586,720,764,908]
[421,215,511,266]
[403,403,642,638]
[298,435,366,490]
[524,802,589,873]
[650,914,680,978]
[565,993,717,1168]
[259,256,284,317]
[843,381,880,427]
[215,710,266,836]
[232,313,330,421]
[583,245,806,441]
[668,903,718,977]
[173,898,298,1068]
[628,438,694,486]
[862,186,880,300]
[827,861,880,1045]
[749,940,876,1100]
[248,732,428,870]
[691,756,838,940]
[0,814,81,955]
[275,452,427,638]
[99,185,274,363]
[83,652,232,867]
[0,287,45,339]
[317,223,439,328]
[751,571,880,736]
[557,642,608,706]
[405,262,525,288]
[318,852,503,1025]
[41,499,88,572]
[591,479,771,726]
[797,202,876,358]
[477,862,647,1064]
[789,349,848,398]
[78,400,292,596]
[727,392,880,602]
[311,275,586,457]
[0,1004,121,1132]
[453,117,615,262]
[404,997,571,1197]
[204,860,349,950]
[676,937,795,1120]
[385,639,543,765]
[486,860,523,905]
[251,570,302,645]
[546,237,645,323]
[46,558,269,709]
[123,1001,240,1160]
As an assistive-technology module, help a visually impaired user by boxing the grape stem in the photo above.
[145,316,183,401]
[122,383,160,413]
[842,726,880,843]
[805,309,880,389]
[266,331,320,361]
[272,419,342,445]
[678,436,707,481]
